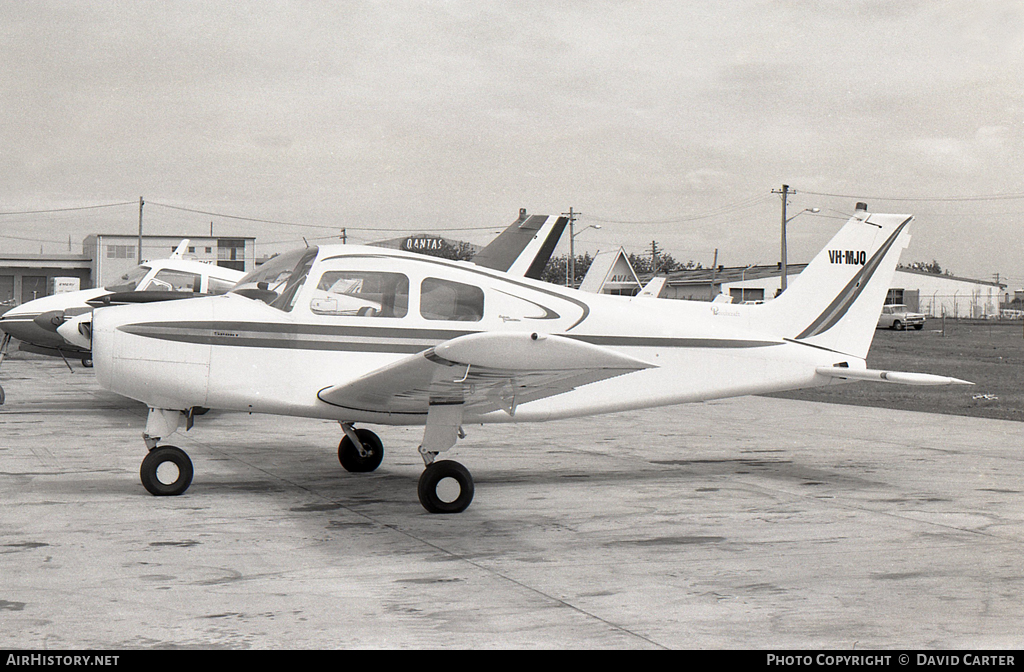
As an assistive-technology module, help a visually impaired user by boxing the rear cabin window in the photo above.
[420,278,484,322]
[310,271,409,318]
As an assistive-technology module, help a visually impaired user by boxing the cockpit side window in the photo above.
[310,271,409,318]
[105,265,151,292]
[420,278,484,321]
[206,276,237,295]
[231,247,318,311]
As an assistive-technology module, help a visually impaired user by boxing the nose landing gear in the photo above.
[140,445,194,496]
[0,332,11,405]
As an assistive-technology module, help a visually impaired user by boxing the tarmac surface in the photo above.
[1,357,1023,649]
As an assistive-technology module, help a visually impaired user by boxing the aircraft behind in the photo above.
[87,206,970,513]
[0,241,244,403]
[0,212,566,407]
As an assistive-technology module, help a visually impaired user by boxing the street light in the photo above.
[568,223,601,288]
[780,207,820,293]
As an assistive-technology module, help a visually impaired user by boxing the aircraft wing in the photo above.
[471,214,568,279]
[816,366,972,386]
[317,331,655,417]
[87,290,203,307]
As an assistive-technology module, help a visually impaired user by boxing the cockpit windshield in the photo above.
[231,247,318,311]
[104,265,152,292]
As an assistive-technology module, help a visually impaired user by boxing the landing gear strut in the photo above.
[139,407,194,496]
[413,403,474,513]
[0,332,11,405]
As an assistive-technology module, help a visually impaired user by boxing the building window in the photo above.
[218,239,246,271]
[106,245,136,259]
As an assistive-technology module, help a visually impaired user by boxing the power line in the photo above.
[147,201,501,233]
[0,201,136,216]
[799,189,1024,202]
[147,201,322,229]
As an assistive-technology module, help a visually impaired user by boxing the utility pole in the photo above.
[137,196,144,264]
[772,184,791,293]
[562,207,579,287]
[710,248,719,299]
[341,228,347,244]
[650,240,660,275]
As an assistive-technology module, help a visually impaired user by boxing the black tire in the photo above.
[914,324,923,330]
[0,384,5,406]
[338,429,384,472]
[892,320,903,330]
[418,460,474,514]
[81,358,93,368]
[140,445,194,496]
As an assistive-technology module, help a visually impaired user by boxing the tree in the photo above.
[540,253,594,286]
[539,242,701,287]
[901,259,947,275]
[628,249,700,275]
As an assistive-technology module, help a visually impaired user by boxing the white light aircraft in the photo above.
[0,241,244,404]
[88,205,970,513]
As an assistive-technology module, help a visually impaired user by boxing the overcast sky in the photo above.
[3,1,1023,284]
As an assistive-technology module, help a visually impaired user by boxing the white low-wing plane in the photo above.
[89,206,970,513]
[0,240,244,363]
[0,241,244,404]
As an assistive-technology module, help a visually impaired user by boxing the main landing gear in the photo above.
[134,407,476,513]
[417,458,474,514]
[339,421,475,513]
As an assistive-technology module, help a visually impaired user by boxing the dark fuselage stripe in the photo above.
[117,322,782,352]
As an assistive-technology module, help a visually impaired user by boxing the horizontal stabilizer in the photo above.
[816,366,973,386]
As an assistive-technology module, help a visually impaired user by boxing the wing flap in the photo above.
[318,331,655,416]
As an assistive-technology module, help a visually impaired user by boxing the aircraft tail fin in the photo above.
[472,211,568,279]
[638,276,667,298]
[169,239,190,260]
[756,205,912,360]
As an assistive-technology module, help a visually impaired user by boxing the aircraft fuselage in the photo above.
[93,245,837,424]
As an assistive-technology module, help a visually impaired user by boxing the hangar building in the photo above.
[655,264,1006,318]
[0,235,256,307]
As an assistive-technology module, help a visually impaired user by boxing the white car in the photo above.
[877,304,926,330]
